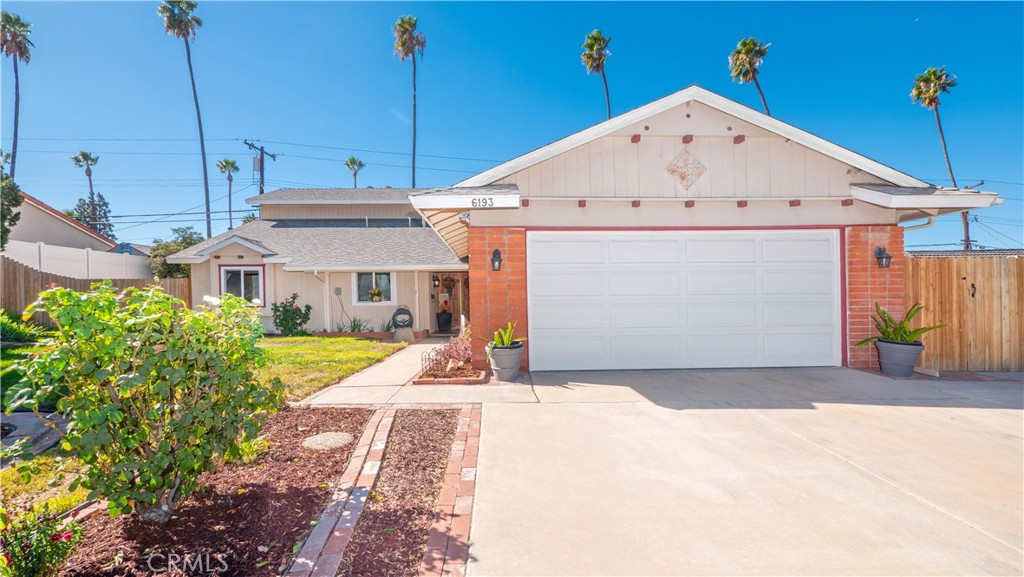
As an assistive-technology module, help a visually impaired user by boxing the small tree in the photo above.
[271,293,312,336]
[69,191,115,240]
[0,153,23,250]
[11,283,284,524]
[148,226,204,278]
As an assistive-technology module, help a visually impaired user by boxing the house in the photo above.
[10,192,116,251]
[166,188,469,334]
[409,85,1001,371]
[169,85,1001,371]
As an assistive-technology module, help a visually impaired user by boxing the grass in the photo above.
[1,345,36,411]
[0,446,88,516]
[259,336,407,401]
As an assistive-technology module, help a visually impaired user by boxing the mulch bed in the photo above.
[60,407,372,577]
[340,409,459,577]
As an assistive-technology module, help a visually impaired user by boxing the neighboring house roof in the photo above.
[19,192,117,248]
[165,219,466,271]
[247,188,420,205]
[454,84,931,189]
[908,249,1024,257]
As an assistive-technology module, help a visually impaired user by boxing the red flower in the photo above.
[62,531,73,541]
[70,510,79,518]
[50,532,61,542]
[2,552,10,565]
[292,304,298,309]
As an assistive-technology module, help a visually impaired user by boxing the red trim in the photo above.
[838,227,848,367]
[522,224,859,232]
[577,200,587,208]
[630,134,641,144]
[217,263,268,305]
[682,135,694,144]
[20,192,117,247]
[789,199,801,207]
[733,134,746,144]
[684,200,695,208]
[631,200,641,208]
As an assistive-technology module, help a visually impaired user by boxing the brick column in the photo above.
[467,227,528,370]
[846,225,906,368]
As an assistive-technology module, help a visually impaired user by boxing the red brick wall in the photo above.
[846,225,906,369]
[468,227,528,370]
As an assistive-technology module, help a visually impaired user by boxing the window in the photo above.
[354,272,393,304]
[221,266,263,303]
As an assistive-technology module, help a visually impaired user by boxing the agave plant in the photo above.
[855,303,947,346]
[487,321,526,348]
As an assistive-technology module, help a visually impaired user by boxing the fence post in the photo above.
[36,241,43,270]
[85,248,91,278]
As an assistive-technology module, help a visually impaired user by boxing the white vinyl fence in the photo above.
[2,240,153,279]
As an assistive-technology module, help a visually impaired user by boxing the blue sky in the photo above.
[2,1,1021,247]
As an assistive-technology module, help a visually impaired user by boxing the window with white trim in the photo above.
[221,266,263,303]
[353,272,393,304]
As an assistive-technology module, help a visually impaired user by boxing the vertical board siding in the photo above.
[1,255,191,325]
[906,255,1023,371]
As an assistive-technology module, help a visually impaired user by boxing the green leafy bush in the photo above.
[9,282,284,524]
[0,505,83,577]
[271,293,312,336]
[0,309,41,343]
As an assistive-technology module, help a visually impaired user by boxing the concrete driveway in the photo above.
[469,368,1023,576]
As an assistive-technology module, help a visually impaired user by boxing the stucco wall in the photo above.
[11,202,114,250]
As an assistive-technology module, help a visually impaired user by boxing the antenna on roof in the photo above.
[964,180,984,190]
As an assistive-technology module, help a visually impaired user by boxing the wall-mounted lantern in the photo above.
[491,249,503,272]
[875,247,892,269]
[432,275,440,288]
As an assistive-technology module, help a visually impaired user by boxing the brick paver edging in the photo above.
[411,371,490,385]
[286,407,395,577]
[418,403,482,577]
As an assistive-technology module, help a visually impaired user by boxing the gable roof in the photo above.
[455,85,931,189]
[248,188,419,205]
[20,192,117,248]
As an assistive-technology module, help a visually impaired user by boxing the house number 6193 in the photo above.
[470,197,495,208]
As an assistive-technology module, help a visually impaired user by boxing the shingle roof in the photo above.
[247,188,420,204]
[167,219,465,269]
[908,249,1024,257]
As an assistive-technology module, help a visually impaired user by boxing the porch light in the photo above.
[433,275,440,288]
[875,247,892,269]
[491,249,503,272]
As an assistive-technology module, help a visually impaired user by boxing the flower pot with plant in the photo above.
[855,303,947,377]
[436,298,453,332]
[368,287,383,302]
[485,321,526,381]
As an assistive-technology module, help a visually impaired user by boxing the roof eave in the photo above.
[852,186,1001,209]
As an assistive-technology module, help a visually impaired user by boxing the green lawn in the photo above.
[0,446,88,516]
[259,336,407,401]
[1,345,35,411]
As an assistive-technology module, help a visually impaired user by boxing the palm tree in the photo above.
[1,12,33,179]
[216,158,239,229]
[344,156,365,188]
[911,66,967,250]
[728,37,771,116]
[71,151,99,228]
[581,29,612,119]
[158,1,211,238]
[393,15,426,188]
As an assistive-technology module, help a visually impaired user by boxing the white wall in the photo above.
[2,240,153,279]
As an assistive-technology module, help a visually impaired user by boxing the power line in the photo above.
[114,183,256,233]
[251,139,503,163]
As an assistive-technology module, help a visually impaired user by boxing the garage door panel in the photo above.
[608,240,681,264]
[527,230,840,370]
[609,271,680,296]
[687,270,758,295]
[763,269,833,295]
[687,301,757,327]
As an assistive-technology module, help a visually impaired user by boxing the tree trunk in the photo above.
[353,171,358,188]
[601,70,611,120]
[933,108,968,250]
[86,165,96,230]
[10,58,20,178]
[753,74,770,117]
[227,173,233,230]
[411,55,417,188]
[184,38,212,239]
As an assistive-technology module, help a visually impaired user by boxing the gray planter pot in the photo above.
[875,339,924,377]
[488,343,524,382]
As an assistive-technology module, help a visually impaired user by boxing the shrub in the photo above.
[339,317,370,333]
[271,293,312,336]
[0,309,42,343]
[9,282,284,524]
[0,505,83,577]
[422,333,474,378]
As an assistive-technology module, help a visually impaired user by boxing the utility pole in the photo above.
[243,140,277,195]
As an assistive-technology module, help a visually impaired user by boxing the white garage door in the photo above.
[527,230,841,371]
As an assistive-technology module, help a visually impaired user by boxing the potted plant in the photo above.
[368,287,383,302]
[855,303,947,377]
[436,298,453,332]
[485,321,526,381]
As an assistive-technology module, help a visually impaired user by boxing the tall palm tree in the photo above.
[344,156,365,188]
[728,37,771,116]
[1,12,33,179]
[216,158,239,229]
[393,15,426,188]
[581,29,612,119]
[159,0,211,238]
[911,66,968,250]
[71,151,99,228]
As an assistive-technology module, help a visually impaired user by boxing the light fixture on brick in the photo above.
[491,249,502,272]
[875,246,892,268]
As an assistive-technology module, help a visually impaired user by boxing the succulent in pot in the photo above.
[485,321,526,381]
[855,303,947,377]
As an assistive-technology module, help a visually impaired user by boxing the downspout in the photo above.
[313,270,329,332]
[903,216,936,232]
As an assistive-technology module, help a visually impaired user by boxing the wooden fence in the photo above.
[906,254,1023,371]
[1,255,191,325]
